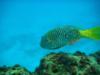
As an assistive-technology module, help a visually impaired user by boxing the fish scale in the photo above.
[40,26,81,49]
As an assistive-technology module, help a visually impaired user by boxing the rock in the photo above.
[0,64,31,75]
[90,50,100,64]
[0,51,100,75]
[33,51,100,75]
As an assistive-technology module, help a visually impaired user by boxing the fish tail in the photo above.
[79,26,100,40]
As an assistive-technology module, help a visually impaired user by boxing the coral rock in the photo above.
[34,52,100,75]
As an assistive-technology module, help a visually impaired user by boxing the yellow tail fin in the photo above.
[79,26,100,40]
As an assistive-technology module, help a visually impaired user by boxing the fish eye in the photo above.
[47,38,52,43]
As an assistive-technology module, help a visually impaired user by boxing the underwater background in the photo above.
[0,0,100,71]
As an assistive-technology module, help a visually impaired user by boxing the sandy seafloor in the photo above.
[0,0,100,71]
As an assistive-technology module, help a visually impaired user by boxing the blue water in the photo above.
[0,0,100,71]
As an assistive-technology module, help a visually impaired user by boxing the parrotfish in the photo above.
[40,25,100,50]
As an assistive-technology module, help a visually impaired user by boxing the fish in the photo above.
[40,25,100,50]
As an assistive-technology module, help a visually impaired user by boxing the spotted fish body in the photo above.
[40,26,81,50]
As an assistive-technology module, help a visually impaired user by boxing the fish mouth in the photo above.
[40,40,54,50]
[40,40,61,50]
[40,37,49,49]
[40,36,62,50]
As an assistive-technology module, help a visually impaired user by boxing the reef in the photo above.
[0,51,100,75]
[33,51,100,75]
[0,64,31,75]
[90,50,100,64]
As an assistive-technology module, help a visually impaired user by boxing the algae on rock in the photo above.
[33,51,100,75]
[0,51,100,75]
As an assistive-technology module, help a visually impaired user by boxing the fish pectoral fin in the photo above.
[67,39,79,45]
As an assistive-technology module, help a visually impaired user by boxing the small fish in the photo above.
[40,25,100,50]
